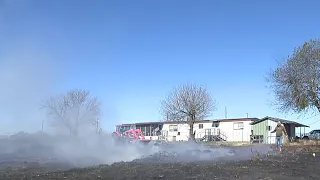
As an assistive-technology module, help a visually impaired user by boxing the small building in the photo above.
[250,116,309,144]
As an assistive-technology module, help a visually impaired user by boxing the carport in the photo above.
[277,119,310,138]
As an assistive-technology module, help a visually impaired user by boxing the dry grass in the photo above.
[202,141,251,147]
[286,139,320,146]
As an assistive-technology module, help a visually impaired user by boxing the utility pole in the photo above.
[225,106,227,119]
[95,118,100,134]
[41,120,44,134]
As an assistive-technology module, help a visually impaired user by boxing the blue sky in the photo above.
[0,0,320,133]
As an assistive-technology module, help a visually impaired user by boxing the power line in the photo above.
[308,118,320,126]
[298,114,319,122]
[294,114,320,126]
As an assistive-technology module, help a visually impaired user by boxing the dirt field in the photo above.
[0,143,320,180]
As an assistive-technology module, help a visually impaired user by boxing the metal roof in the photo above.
[250,116,309,127]
[116,118,260,126]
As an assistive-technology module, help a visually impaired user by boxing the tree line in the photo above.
[41,38,320,140]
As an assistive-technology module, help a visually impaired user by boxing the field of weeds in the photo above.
[0,141,320,180]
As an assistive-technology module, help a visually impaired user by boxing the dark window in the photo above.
[177,132,180,135]
[169,125,178,132]
[199,124,203,129]
[212,122,220,127]
[266,126,271,131]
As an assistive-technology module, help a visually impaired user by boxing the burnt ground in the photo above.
[1,144,320,180]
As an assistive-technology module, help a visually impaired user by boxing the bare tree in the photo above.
[160,84,217,141]
[40,89,101,136]
[267,38,320,114]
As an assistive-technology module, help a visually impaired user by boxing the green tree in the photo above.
[267,39,320,113]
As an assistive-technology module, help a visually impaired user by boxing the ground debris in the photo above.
[1,145,320,179]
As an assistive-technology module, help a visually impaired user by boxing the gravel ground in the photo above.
[0,143,320,180]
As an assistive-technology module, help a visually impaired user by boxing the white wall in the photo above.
[161,123,190,141]
[218,121,252,142]
[161,120,252,142]
[267,120,277,144]
[161,122,214,141]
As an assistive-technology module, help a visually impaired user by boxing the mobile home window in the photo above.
[233,122,244,130]
[212,122,219,127]
[169,125,178,132]
[199,124,204,129]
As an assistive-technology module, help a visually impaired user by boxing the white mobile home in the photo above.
[161,118,257,142]
[116,118,257,142]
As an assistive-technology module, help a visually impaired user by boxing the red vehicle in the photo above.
[112,124,151,145]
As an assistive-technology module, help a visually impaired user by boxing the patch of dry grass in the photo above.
[287,139,320,146]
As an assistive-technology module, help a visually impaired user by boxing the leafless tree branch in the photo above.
[40,89,101,136]
[160,83,217,140]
